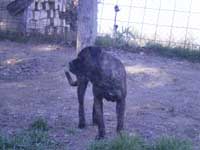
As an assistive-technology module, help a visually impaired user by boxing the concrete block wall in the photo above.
[25,0,69,35]
[0,0,24,32]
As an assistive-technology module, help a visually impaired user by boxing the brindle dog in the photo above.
[65,46,127,139]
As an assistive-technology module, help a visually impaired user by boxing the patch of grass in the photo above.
[96,32,200,63]
[95,35,136,50]
[146,43,200,63]
[95,35,114,48]
[95,27,138,50]
[88,134,194,150]
[0,118,65,150]
[0,130,62,150]
[30,117,49,131]
[152,136,193,150]
[88,134,146,150]
[0,31,27,43]
[0,30,70,44]
[88,140,110,150]
[66,127,77,135]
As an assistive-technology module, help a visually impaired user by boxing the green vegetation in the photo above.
[95,28,200,63]
[95,27,138,50]
[146,43,200,63]
[66,127,77,135]
[0,119,195,150]
[152,136,193,150]
[0,31,27,43]
[30,117,49,132]
[88,134,146,150]
[88,134,193,150]
[0,31,68,44]
[0,118,65,150]
[95,35,114,48]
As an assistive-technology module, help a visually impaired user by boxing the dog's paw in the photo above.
[95,135,105,140]
[78,123,86,129]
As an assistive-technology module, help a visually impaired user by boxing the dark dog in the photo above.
[65,46,127,139]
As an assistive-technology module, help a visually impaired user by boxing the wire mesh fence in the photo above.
[1,0,200,48]
[0,0,76,43]
[98,0,200,50]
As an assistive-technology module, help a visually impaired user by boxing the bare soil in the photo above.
[0,41,200,149]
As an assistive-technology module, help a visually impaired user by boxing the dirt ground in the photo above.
[0,41,200,150]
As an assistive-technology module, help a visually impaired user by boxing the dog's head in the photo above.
[69,57,83,75]
[69,46,102,76]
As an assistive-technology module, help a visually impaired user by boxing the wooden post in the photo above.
[76,0,97,53]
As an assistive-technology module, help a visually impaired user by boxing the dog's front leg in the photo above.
[77,76,88,128]
[94,97,105,139]
[116,99,126,133]
[93,87,105,139]
[92,102,99,125]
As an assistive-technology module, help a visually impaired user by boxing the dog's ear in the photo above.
[89,47,102,58]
